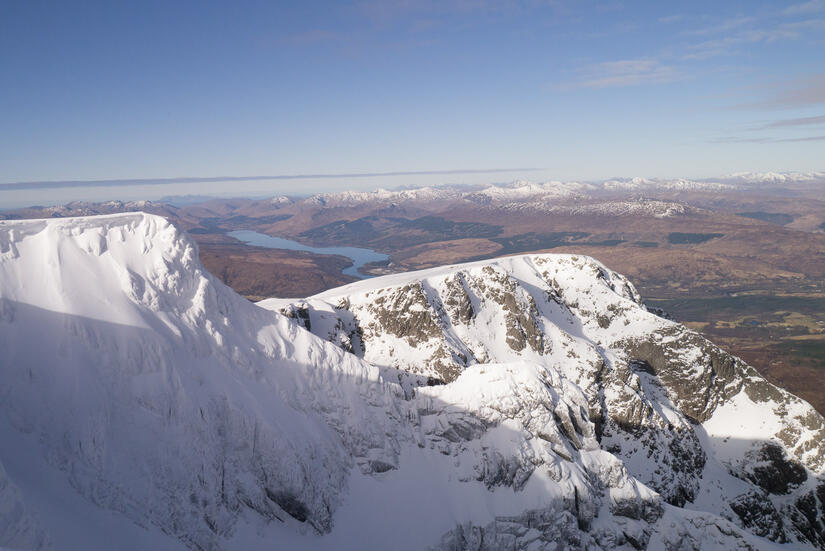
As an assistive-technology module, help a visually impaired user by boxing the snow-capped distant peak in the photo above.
[722,171,825,183]
[602,177,734,191]
[307,186,456,207]
[568,199,696,218]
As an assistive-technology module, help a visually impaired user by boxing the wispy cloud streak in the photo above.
[0,168,545,191]
[711,134,825,143]
[755,114,825,129]
[783,0,825,16]
[752,74,825,108]
[563,58,680,89]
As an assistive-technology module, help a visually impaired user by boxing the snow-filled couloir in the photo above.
[2,213,825,550]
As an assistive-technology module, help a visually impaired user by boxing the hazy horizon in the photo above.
[3,1,824,203]
[4,166,825,210]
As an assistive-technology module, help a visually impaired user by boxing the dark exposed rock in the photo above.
[279,303,311,331]
[664,432,707,506]
[817,481,825,511]
[603,417,705,508]
[369,283,443,345]
[791,491,825,546]
[645,306,674,321]
[609,492,663,524]
[729,491,787,542]
[744,442,807,495]
[621,329,744,423]
[367,460,397,474]
[434,507,588,551]
[264,489,309,523]
[443,274,476,326]
[628,359,655,375]
[475,267,545,354]
[743,378,786,405]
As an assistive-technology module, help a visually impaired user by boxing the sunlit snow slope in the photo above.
[0,213,823,550]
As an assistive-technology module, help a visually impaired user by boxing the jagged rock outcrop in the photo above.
[264,252,825,549]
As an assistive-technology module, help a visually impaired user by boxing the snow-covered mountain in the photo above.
[721,171,825,184]
[291,180,707,219]
[464,180,593,202]
[2,213,825,550]
[307,187,464,207]
[601,177,734,192]
[8,171,823,227]
[565,199,699,218]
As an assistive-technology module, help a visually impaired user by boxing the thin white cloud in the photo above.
[658,14,684,24]
[280,29,343,46]
[355,0,519,26]
[755,114,825,129]
[762,74,825,108]
[0,168,545,190]
[683,24,809,60]
[711,134,825,143]
[679,9,825,60]
[566,58,680,89]
[781,17,825,30]
[683,15,757,36]
[783,0,825,16]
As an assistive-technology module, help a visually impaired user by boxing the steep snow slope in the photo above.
[0,214,406,550]
[0,212,820,550]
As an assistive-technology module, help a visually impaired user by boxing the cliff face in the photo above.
[264,253,825,548]
[0,213,823,550]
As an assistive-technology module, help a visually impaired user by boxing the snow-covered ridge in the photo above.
[1,213,824,550]
[465,180,592,201]
[602,177,735,191]
[307,186,461,207]
[287,177,738,214]
[722,171,825,183]
[292,171,822,211]
[264,252,825,548]
[566,199,698,218]
[298,176,749,209]
[0,213,407,549]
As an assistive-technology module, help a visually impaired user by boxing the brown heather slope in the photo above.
[198,244,356,301]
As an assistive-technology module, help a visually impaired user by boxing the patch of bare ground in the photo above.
[198,244,355,300]
[392,238,504,269]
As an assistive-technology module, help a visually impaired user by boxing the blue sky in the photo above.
[1,0,824,205]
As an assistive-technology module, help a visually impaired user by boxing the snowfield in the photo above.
[1,212,824,550]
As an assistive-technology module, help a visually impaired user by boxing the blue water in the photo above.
[227,230,389,279]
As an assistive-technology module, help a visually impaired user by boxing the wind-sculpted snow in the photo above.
[2,213,825,550]
[0,214,405,549]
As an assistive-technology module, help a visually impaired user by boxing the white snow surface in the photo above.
[721,171,825,184]
[1,213,823,550]
[601,177,734,191]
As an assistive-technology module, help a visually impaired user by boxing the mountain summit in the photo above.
[1,213,824,550]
